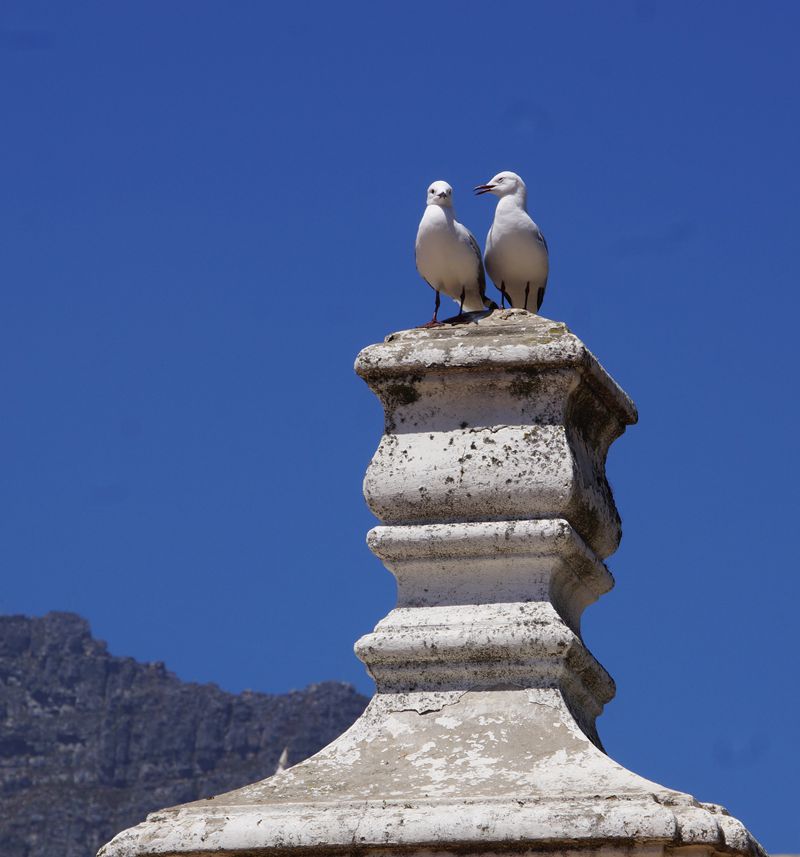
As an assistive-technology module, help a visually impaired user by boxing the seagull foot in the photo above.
[418,319,444,329]
[441,309,493,325]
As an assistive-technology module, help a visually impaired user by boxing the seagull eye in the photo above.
[497,178,504,183]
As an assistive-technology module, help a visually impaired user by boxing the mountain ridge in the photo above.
[0,611,369,857]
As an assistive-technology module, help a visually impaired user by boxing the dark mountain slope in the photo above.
[0,612,368,857]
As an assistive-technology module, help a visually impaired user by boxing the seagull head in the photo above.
[474,171,526,198]
[426,180,454,207]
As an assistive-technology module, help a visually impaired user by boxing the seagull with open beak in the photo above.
[474,171,549,312]
[415,180,496,327]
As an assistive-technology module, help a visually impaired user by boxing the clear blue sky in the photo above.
[2,1,798,850]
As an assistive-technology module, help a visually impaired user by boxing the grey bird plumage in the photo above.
[475,171,549,312]
[415,180,494,325]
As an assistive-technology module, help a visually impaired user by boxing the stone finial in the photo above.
[98,310,764,857]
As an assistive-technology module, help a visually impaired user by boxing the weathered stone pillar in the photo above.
[100,310,764,857]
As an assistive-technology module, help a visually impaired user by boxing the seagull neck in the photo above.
[497,188,527,213]
[424,204,456,226]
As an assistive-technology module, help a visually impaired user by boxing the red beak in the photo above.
[474,184,495,195]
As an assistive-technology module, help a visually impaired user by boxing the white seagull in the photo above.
[415,180,496,326]
[474,171,549,312]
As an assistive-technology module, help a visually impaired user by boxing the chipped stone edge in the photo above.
[366,518,613,597]
[98,793,766,857]
[354,319,638,428]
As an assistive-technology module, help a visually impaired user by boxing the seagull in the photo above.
[415,180,496,326]
[474,171,549,312]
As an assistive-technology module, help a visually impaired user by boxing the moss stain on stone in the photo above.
[384,382,421,407]
[509,369,544,399]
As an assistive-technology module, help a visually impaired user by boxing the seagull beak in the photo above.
[474,183,495,195]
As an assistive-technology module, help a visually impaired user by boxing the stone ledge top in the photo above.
[355,310,638,426]
[99,767,765,857]
[368,517,604,561]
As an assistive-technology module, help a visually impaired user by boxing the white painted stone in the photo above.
[98,310,765,857]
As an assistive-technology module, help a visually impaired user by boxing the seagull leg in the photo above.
[500,281,507,309]
[524,282,530,311]
[442,287,484,325]
[441,287,472,325]
[419,290,443,328]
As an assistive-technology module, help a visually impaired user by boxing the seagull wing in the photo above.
[466,229,488,300]
[414,235,436,290]
[523,210,548,256]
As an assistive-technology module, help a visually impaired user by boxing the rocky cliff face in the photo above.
[0,612,369,857]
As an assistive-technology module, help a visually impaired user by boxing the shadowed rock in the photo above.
[0,612,367,857]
